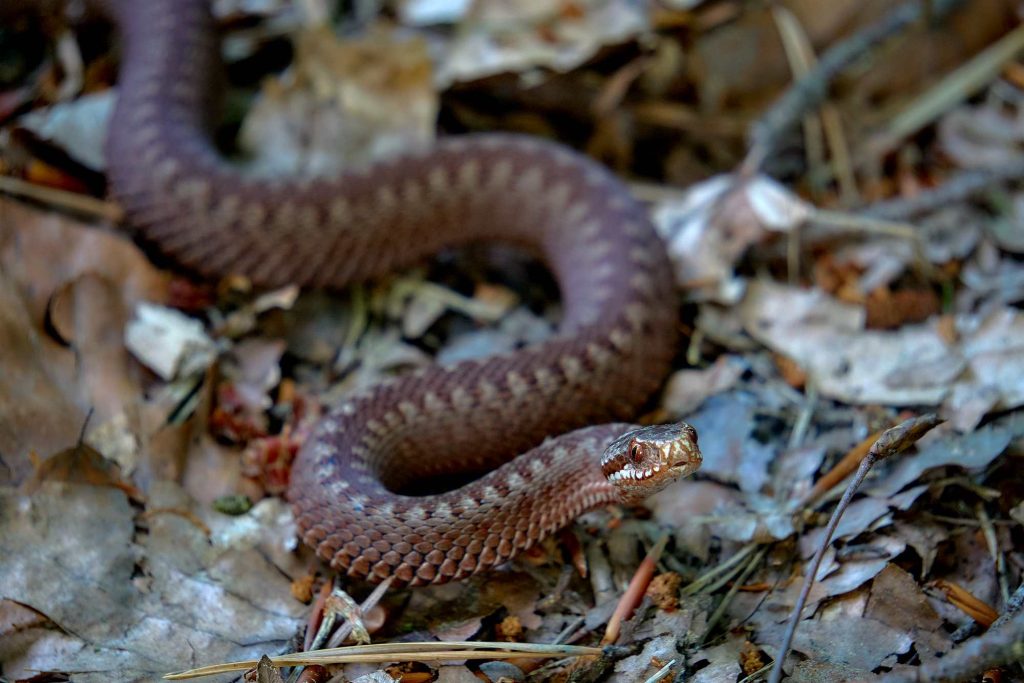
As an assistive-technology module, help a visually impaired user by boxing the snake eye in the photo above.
[629,442,642,464]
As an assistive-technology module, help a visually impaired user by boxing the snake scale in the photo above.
[91,0,703,586]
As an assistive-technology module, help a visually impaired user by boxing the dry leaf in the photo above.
[740,281,958,406]
[865,564,950,659]
[790,616,912,671]
[0,272,85,484]
[124,302,218,381]
[0,197,169,327]
[240,25,436,176]
[653,175,786,303]
[0,482,303,681]
[14,90,114,171]
[677,392,774,493]
[436,0,648,86]
[688,638,744,683]
[661,355,747,417]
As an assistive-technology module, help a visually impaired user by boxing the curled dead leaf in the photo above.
[929,579,998,628]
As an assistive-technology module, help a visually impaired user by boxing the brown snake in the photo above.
[88,0,702,585]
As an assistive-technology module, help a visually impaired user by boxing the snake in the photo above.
[59,0,704,585]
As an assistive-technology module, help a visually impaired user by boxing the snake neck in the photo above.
[292,417,626,585]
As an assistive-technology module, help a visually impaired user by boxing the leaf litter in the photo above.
[2,1,1024,682]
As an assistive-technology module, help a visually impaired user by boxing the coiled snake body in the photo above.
[97,0,701,585]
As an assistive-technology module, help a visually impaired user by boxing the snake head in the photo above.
[601,422,701,504]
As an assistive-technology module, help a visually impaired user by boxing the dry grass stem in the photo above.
[0,174,123,222]
[164,642,601,680]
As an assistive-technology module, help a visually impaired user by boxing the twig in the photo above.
[303,581,333,652]
[0,174,123,222]
[304,576,392,654]
[862,158,1024,221]
[325,578,392,648]
[786,382,817,451]
[975,504,1010,606]
[809,209,919,241]
[991,582,1024,631]
[770,5,827,194]
[922,512,1014,527]
[769,5,857,204]
[873,609,1024,683]
[948,619,980,645]
[766,414,943,683]
[551,616,585,646]
[744,0,964,175]
[863,22,1024,162]
[699,546,761,597]
[793,208,931,281]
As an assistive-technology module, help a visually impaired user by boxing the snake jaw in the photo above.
[601,422,702,504]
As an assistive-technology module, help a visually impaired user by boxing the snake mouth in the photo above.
[670,449,702,474]
[668,463,696,479]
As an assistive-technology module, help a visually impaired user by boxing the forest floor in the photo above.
[2,1,1024,682]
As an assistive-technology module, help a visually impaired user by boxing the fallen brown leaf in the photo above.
[930,579,999,628]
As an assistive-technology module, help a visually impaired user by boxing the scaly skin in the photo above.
[95,0,697,585]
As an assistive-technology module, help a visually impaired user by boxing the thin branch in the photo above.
[325,578,392,649]
[862,22,1024,162]
[873,609,1024,683]
[744,0,965,175]
[767,414,943,683]
[0,175,123,222]
[991,582,1024,631]
[862,158,1024,221]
